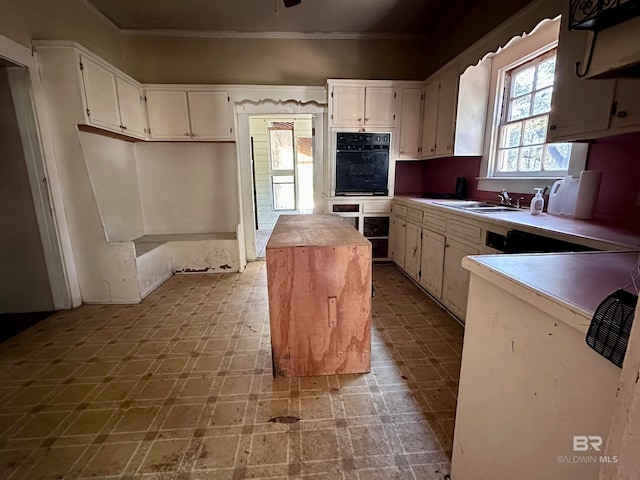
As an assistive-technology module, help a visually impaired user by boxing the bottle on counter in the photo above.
[530,188,545,215]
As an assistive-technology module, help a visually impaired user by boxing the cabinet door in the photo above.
[419,229,445,299]
[398,87,424,159]
[421,80,439,158]
[332,86,365,126]
[365,87,396,126]
[390,216,407,269]
[404,222,422,280]
[146,90,191,140]
[115,77,146,139]
[80,55,120,131]
[547,9,614,141]
[435,64,459,156]
[611,79,640,130]
[442,238,478,322]
[188,91,232,140]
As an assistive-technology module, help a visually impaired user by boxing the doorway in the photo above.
[249,114,315,258]
[0,59,56,338]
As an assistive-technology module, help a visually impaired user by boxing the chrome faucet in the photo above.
[498,190,512,206]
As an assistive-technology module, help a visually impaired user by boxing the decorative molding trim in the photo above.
[120,28,429,40]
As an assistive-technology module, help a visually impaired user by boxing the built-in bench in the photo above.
[133,232,242,298]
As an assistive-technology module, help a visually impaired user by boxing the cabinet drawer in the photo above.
[447,219,481,245]
[406,207,423,224]
[393,204,408,218]
[363,201,391,213]
[422,212,447,235]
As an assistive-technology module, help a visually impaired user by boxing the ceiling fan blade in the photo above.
[283,0,302,7]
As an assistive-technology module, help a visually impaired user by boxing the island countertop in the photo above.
[462,250,639,333]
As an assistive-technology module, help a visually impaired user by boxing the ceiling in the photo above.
[86,0,478,36]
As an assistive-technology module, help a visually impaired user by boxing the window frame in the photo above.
[477,16,588,194]
[268,127,297,212]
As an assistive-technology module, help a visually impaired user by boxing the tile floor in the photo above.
[0,262,463,479]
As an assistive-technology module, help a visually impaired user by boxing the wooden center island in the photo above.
[265,214,372,377]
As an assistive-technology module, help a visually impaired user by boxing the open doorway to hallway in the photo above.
[249,114,314,258]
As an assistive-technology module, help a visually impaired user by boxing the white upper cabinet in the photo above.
[420,79,439,158]
[115,77,146,139]
[80,55,147,140]
[80,56,120,131]
[188,91,232,140]
[610,80,640,131]
[419,63,460,159]
[331,86,366,126]
[364,87,396,126]
[398,86,424,160]
[434,63,459,157]
[328,82,397,128]
[547,7,615,142]
[146,89,233,141]
[146,91,191,140]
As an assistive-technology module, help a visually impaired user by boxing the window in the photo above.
[269,128,296,211]
[494,48,572,177]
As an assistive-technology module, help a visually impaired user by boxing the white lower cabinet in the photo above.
[442,238,478,321]
[404,222,421,280]
[390,200,483,322]
[420,229,445,299]
[390,215,406,269]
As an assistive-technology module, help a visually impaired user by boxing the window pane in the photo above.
[498,148,519,172]
[272,175,294,183]
[544,143,572,171]
[509,95,531,121]
[512,67,535,97]
[532,87,553,115]
[519,146,544,171]
[500,122,522,148]
[273,183,295,210]
[536,57,556,90]
[270,130,294,170]
[522,116,548,145]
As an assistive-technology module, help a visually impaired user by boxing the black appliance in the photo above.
[422,176,467,200]
[485,229,597,254]
[335,132,390,196]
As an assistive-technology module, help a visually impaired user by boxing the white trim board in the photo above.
[120,29,430,40]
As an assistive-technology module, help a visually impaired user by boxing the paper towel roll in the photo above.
[573,170,602,220]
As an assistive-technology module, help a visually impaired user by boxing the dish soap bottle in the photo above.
[530,188,544,215]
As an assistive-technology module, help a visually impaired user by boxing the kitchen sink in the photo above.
[434,201,526,213]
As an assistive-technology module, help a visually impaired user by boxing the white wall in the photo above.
[79,132,145,241]
[0,68,53,312]
[135,142,239,234]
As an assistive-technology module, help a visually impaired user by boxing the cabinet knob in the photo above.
[549,124,557,131]
[365,118,369,122]
[122,125,127,130]
[191,133,196,138]
[400,151,404,155]
[358,118,362,123]
[185,132,191,136]
[447,145,452,150]
[430,148,435,152]
[445,243,450,248]
[617,111,628,118]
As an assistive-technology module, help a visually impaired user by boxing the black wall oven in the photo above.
[335,132,390,196]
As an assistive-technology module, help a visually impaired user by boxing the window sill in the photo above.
[477,176,564,194]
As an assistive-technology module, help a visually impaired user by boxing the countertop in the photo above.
[463,250,639,331]
[266,214,369,249]
[397,197,640,250]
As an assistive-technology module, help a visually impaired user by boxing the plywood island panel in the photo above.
[266,214,372,377]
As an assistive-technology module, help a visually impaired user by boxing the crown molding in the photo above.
[120,29,429,40]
